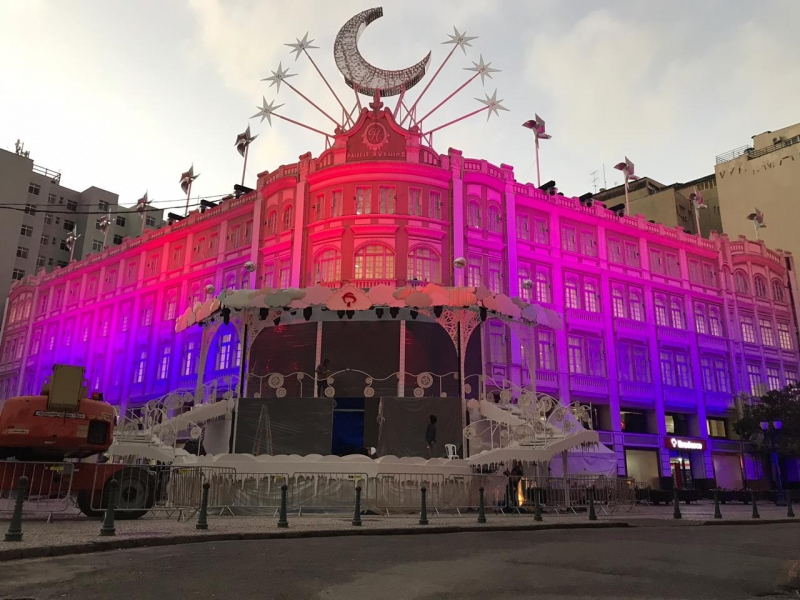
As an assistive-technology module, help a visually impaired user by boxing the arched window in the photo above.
[354,244,395,280]
[612,288,626,319]
[282,205,293,230]
[518,266,532,302]
[535,269,551,304]
[467,201,481,228]
[164,293,177,321]
[772,279,785,303]
[629,290,644,321]
[694,304,707,334]
[734,271,750,295]
[754,275,768,298]
[487,205,502,233]
[565,277,579,310]
[670,299,684,329]
[266,211,277,235]
[584,280,598,312]
[408,246,441,283]
[225,273,236,291]
[654,295,668,327]
[709,306,723,336]
[315,249,341,283]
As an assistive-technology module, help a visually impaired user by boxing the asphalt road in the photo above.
[0,524,797,600]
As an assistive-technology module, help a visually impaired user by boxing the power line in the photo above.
[0,192,234,210]
[0,198,231,216]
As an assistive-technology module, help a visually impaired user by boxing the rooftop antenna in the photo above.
[590,170,599,194]
[602,164,607,189]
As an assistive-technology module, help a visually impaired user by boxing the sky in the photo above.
[1,0,799,213]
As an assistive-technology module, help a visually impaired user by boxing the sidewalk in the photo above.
[0,501,797,562]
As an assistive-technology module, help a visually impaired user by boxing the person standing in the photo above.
[316,358,330,397]
[425,415,438,458]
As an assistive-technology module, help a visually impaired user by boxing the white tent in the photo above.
[548,444,617,478]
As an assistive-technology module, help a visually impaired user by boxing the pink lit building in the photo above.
[2,105,799,491]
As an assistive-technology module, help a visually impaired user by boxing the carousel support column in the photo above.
[480,324,487,401]
[398,320,406,397]
[562,451,570,510]
[314,321,323,398]
[196,323,217,404]
[458,317,466,453]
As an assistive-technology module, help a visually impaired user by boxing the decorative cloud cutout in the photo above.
[326,285,371,310]
[264,290,295,307]
[474,285,492,301]
[420,283,450,306]
[368,284,405,307]
[448,287,477,307]
[289,284,329,308]
[405,291,432,308]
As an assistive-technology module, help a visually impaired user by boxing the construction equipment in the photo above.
[0,365,155,519]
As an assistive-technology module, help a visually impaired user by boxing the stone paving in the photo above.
[0,500,797,559]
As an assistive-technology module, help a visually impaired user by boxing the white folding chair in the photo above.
[445,444,458,460]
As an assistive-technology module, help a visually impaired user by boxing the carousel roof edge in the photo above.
[174,283,563,333]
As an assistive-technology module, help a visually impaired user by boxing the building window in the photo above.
[536,329,555,371]
[429,191,441,219]
[467,201,481,228]
[607,238,623,264]
[266,211,277,235]
[617,342,651,383]
[535,269,551,304]
[612,287,625,318]
[760,319,775,346]
[707,419,727,438]
[709,306,723,336]
[216,334,233,370]
[518,266,532,302]
[42,212,52,225]
[313,194,324,221]
[133,350,147,383]
[694,304,707,334]
[354,244,394,280]
[120,314,129,332]
[516,215,530,240]
[714,358,730,393]
[625,290,642,321]
[24,203,36,215]
[625,242,640,267]
[282,205,293,230]
[747,363,763,396]
[279,261,290,288]
[47,193,56,204]
[786,370,798,385]
[772,280,785,303]
[99,200,109,211]
[16,246,28,259]
[164,296,177,321]
[145,215,156,227]
[665,252,680,278]
[660,350,691,388]
[20,225,33,237]
[116,215,126,227]
[670,299,684,329]
[113,234,123,245]
[565,277,579,309]
[489,322,506,363]
[379,187,396,214]
[649,249,664,274]
[355,187,371,215]
[315,249,342,283]
[579,230,597,257]
[91,239,103,252]
[182,341,197,376]
[408,247,441,284]
[700,357,715,391]
[331,190,343,217]
[754,276,768,299]
[567,335,604,376]
[63,219,75,232]
[703,263,716,287]
[767,366,781,391]
[734,271,750,294]
[467,256,481,287]
[66,199,77,212]
[487,205,502,233]
[36,255,45,268]
[11,269,24,281]
[778,322,793,350]
[28,183,40,195]
[654,295,668,327]
[533,218,549,245]
[561,225,577,252]
[741,316,756,344]
[485,259,501,293]
[583,280,599,312]
[157,346,170,380]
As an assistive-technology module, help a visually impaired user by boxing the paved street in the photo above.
[0,524,797,600]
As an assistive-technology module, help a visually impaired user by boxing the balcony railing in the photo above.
[657,326,690,344]
[715,134,800,165]
[619,381,655,401]
[698,333,728,350]
[663,386,696,406]
[566,308,603,325]
[615,317,647,334]
[569,374,608,395]
[704,391,735,412]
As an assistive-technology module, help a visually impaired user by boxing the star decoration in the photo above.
[443,26,477,54]
[465,54,500,85]
[285,32,319,61]
[136,191,153,214]
[261,62,296,93]
[251,97,284,126]
[235,125,258,156]
[476,90,509,120]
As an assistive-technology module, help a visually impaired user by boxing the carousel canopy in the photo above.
[175,283,563,333]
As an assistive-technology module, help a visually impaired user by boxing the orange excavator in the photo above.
[0,365,155,518]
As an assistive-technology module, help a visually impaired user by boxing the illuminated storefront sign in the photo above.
[665,437,705,451]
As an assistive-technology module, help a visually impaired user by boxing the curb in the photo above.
[699,518,800,527]
[0,521,627,562]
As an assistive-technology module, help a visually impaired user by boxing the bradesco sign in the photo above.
[665,437,705,451]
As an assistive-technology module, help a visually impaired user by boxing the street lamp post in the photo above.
[760,420,785,506]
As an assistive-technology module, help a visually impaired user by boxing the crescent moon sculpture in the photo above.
[334,7,431,97]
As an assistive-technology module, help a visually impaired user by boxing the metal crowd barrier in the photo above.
[445,473,508,515]
[517,476,641,514]
[0,461,74,518]
[374,473,446,515]
[203,472,289,515]
[289,472,368,514]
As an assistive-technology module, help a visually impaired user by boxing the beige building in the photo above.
[592,175,723,238]
[715,122,800,257]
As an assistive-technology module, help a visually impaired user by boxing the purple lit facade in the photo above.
[2,108,800,490]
